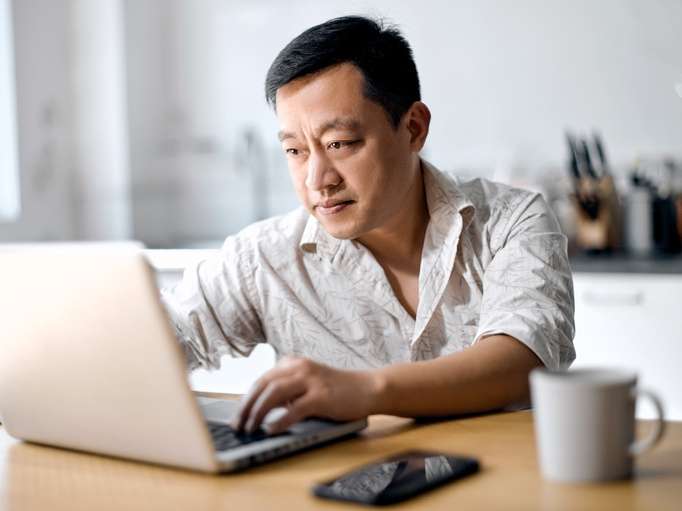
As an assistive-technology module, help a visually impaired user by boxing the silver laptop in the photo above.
[0,244,367,473]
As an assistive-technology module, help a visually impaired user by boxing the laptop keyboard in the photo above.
[207,423,285,451]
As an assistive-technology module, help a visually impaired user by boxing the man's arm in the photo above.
[161,236,265,370]
[370,334,542,416]
[234,334,542,434]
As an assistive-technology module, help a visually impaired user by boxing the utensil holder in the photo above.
[573,176,621,253]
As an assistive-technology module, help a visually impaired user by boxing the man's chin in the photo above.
[316,216,361,240]
[322,225,358,240]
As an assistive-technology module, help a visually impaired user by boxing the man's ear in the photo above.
[405,101,431,152]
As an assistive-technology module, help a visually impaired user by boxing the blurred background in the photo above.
[1,0,681,249]
[1,0,681,416]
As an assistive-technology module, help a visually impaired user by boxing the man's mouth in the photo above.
[315,199,355,216]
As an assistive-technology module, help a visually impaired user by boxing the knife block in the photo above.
[573,176,621,253]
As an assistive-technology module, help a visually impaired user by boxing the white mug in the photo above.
[530,367,665,483]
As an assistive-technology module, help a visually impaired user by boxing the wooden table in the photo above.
[1,409,680,510]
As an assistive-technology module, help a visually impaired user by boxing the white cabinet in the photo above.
[573,272,682,420]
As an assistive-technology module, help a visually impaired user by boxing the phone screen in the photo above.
[313,450,479,506]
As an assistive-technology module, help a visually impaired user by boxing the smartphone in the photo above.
[312,450,480,506]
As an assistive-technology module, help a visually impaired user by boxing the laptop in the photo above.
[0,244,367,473]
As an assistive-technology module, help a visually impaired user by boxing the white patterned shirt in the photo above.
[161,160,575,372]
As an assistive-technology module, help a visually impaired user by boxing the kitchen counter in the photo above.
[569,253,682,274]
[145,249,682,275]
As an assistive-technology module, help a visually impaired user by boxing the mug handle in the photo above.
[629,387,666,456]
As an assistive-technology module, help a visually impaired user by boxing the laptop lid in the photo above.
[0,244,219,472]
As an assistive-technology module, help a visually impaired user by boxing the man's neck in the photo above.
[357,164,429,275]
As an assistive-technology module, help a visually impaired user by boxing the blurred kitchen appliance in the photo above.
[623,174,654,256]
[626,159,682,255]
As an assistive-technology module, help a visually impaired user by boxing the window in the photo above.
[0,0,19,221]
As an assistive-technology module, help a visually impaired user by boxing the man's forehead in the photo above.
[277,116,363,141]
[275,63,371,140]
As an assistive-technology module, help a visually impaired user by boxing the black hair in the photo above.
[265,16,421,127]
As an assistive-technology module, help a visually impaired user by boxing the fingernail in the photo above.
[246,419,254,433]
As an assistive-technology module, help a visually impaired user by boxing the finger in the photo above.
[246,376,307,433]
[278,355,299,367]
[264,395,316,435]
[234,362,299,430]
[233,378,268,431]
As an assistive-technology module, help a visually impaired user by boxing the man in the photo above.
[162,16,575,436]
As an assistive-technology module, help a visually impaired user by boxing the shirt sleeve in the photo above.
[160,235,265,370]
[474,191,576,370]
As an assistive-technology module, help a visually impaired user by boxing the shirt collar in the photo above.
[299,159,476,259]
[421,159,476,229]
[299,213,342,259]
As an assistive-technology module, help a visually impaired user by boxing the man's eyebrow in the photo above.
[317,117,361,136]
[278,130,295,142]
[277,117,361,142]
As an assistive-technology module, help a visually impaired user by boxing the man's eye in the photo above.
[327,140,357,150]
[285,148,299,156]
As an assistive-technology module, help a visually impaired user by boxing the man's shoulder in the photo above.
[239,206,309,241]
[223,207,310,264]
[437,171,556,249]
[443,172,540,216]
[446,174,563,257]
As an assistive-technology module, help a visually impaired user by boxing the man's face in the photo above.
[275,63,422,240]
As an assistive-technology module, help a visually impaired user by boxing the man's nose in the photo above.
[305,150,341,191]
